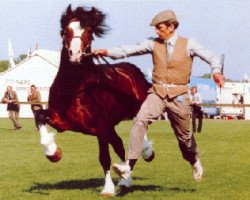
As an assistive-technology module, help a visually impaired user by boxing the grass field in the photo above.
[0,118,249,200]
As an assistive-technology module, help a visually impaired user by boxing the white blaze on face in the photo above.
[68,21,85,63]
[39,125,57,156]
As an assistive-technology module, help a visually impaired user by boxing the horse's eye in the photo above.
[69,50,73,56]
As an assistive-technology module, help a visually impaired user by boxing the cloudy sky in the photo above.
[0,0,249,80]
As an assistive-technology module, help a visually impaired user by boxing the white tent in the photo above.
[217,81,250,119]
[0,49,60,118]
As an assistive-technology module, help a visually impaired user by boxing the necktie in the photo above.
[166,41,172,59]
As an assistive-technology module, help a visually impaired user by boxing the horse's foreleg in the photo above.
[36,110,62,162]
[109,128,125,162]
[97,136,115,197]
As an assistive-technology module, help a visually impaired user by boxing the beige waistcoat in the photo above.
[151,36,193,99]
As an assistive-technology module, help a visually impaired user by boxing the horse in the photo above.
[36,4,154,196]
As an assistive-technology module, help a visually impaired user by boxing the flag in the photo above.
[8,38,16,68]
[244,73,248,81]
[27,47,32,58]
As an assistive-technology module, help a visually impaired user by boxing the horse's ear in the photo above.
[66,4,74,19]
[90,7,99,18]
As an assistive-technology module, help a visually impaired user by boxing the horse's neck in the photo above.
[55,47,96,93]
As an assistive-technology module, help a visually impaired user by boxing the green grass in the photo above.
[0,118,249,200]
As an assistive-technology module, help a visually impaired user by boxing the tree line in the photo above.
[0,54,27,72]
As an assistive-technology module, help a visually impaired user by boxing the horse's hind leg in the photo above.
[109,128,125,162]
[97,135,115,197]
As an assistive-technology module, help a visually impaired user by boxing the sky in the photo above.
[0,0,250,80]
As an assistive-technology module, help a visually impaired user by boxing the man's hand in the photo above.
[92,49,108,57]
[2,98,9,103]
[213,73,225,88]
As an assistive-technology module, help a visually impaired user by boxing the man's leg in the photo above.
[14,111,22,128]
[9,111,15,126]
[33,110,39,129]
[9,111,19,129]
[113,92,165,184]
[166,93,203,181]
[197,111,203,133]
[192,111,197,133]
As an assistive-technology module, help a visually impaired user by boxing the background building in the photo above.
[0,49,60,118]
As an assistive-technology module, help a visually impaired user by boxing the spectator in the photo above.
[1,86,22,130]
[232,94,239,105]
[27,84,42,131]
[190,86,203,133]
[239,95,244,104]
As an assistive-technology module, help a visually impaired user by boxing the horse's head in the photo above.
[61,5,109,64]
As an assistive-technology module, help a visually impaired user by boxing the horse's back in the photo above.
[99,62,150,102]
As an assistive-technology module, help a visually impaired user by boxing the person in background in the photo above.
[1,86,22,130]
[232,94,239,104]
[190,86,203,133]
[94,9,225,188]
[27,84,42,131]
[239,95,244,104]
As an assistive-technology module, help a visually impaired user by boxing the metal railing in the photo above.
[200,103,250,107]
[1,102,250,107]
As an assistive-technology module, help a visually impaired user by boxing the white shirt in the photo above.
[190,92,202,104]
[107,32,222,74]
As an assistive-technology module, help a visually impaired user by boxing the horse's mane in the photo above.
[60,4,109,38]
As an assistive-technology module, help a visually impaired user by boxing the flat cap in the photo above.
[150,9,177,26]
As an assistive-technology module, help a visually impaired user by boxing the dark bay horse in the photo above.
[37,5,153,196]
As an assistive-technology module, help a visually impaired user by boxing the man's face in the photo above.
[191,88,197,95]
[155,22,175,40]
[31,86,36,93]
[7,86,12,93]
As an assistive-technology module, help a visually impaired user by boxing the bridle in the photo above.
[63,19,92,56]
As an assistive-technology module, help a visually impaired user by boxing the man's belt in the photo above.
[157,81,186,90]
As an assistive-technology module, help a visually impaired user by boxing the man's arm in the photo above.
[93,38,154,59]
[188,38,225,87]
[2,93,8,103]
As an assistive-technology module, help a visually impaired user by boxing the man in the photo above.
[190,86,203,133]
[27,84,42,131]
[94,9,225,187]
[2,86,22,130]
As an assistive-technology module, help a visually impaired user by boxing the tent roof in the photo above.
[32,49,60,67]
[0,49,60,76]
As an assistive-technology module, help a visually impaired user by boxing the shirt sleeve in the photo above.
[107,38,154,59]
[12,92,18,103]
[187,38,222,74]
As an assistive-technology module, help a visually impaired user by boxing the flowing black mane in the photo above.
[60,4,109,38]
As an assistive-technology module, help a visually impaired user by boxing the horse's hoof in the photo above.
[144,151,155,162]
[100,192,115,197]
[46,147,62,162]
